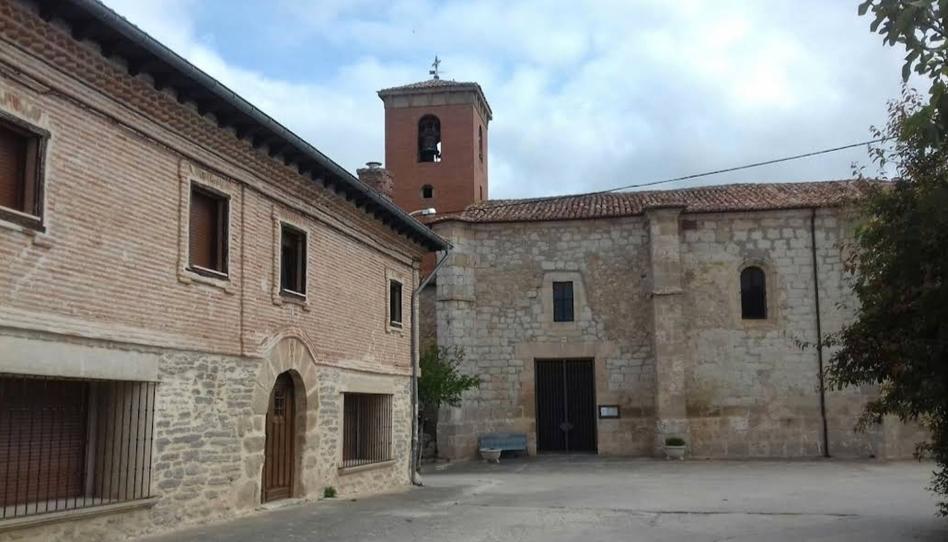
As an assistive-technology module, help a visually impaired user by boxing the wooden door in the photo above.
[262,373,295,502]
[535,360,597,453]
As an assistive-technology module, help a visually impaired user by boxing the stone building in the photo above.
[0,1,445,540]
[371,75,925,462]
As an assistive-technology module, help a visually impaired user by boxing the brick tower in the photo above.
[377,76,492,219]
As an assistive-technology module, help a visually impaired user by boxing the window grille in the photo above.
[0,375,156,519]
[341,393,392,468]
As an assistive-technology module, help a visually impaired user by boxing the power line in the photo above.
[437,137,889,217]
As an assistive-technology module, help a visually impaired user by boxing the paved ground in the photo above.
[145,457,947,541]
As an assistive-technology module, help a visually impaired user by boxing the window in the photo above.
[478,125,483,162]
[389,280,403,327]
[740,266,767,319]
[189,185,229,276]
[0,375,156,519]
[0,118,45,228]
[552,281,574,322]
[341,393,392,468]
[418,115,441,163]
[280,224,306,297]
[421,184,434,199]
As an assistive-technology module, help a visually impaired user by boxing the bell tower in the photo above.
[377,70,492,218]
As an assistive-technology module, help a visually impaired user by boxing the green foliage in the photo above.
[323,486,337,499]
[859,0,948,147]
[665,437,686,447]
[418,344,480,410]
[825,89,948,515]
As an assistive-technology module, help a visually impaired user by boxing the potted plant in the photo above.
[480,448,502,463]
[664,437,686,460]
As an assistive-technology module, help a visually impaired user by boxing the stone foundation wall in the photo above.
[0,334,412,542]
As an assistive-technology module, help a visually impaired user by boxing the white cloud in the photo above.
[103,0,913,199]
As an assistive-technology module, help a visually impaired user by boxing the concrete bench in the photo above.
[479,432,528,455]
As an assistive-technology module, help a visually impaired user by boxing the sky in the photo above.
[101,0,916,199]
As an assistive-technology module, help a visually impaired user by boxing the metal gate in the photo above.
[535,359,597,453]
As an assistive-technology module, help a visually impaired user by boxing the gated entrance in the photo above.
[535,359,597,453]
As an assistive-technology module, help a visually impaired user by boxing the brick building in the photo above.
[0,0,446,540]
[373,76,926,461]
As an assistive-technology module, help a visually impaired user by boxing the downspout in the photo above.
[810,208,830,458]
[410,247,452,486]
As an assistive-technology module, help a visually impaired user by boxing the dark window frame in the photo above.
[188,183,230,279]
[279,223,307,298]
[0,112,49,231]
[389,279,403,328]
[740,266,768,320]
[420,184,434,199]
[552,281,575,322]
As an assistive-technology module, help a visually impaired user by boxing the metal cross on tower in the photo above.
[429,56,441,80]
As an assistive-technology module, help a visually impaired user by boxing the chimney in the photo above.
[357,161,394,199]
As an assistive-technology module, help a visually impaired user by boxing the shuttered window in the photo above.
[189,185,228,276]
[280,224,306,296]
[740,267,767,319]
[389,280,402,327]
[0,119,43,227]
[553,281,574,322]
[0,376,157,519]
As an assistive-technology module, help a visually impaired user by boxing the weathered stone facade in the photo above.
[0,1,439,540]
[432,205,927,461]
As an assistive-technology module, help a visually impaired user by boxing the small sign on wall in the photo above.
[598,405,620,419]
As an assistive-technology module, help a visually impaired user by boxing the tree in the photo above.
[418,344,480,410]
[417,344,479,458]
[827,1,948,514]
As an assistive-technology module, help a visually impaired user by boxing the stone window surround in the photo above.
[0,97,53,248]
[540,271,590,332]
[271,209,311,311]
[336,373,400,475]
[385,268,406,335]
[176,162,236,294]
[736,260,779,328]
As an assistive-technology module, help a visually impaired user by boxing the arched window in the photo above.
[418,115,441,163]
[740,266,767,319]
[478,125,483,162]
[421,184,434,199]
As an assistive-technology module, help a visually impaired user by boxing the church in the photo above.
[370,73,925,461]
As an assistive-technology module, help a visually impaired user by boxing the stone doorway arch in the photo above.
[250,334,319,502]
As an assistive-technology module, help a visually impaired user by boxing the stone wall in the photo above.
[0,335,412,542]
[433,208,926,461]
[434,218,657,459]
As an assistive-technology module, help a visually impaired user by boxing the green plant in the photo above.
[322,486,337,499]
[665,437,686,447]
[418,344,480,410]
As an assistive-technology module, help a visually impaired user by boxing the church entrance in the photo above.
[535,359,597,453]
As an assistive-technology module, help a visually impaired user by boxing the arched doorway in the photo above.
[262,372,296,502]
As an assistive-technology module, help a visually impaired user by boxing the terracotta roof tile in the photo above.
[432,180,881,224]
[378,78,478,92]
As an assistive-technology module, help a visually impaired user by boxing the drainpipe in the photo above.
[810,208,830,458]
[410,248,452,486]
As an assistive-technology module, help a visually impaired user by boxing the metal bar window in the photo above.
[0,375,156,519]
[341,393,392,468]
